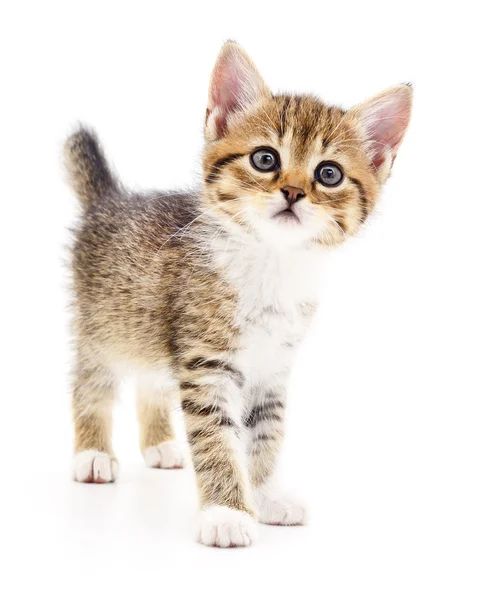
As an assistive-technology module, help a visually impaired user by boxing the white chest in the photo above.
[213,236,323,385]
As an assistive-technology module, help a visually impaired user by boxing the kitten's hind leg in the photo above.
[246,384,307,525]
[136,370,185,469]
[72,355,118,483]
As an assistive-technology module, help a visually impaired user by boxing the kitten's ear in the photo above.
[350,84,413,182]
[205,41,271,141]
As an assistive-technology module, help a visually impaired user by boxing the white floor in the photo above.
[7,455,320,599]
[4,416,476,600]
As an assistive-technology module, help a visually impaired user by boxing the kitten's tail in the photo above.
[64,126,118,208]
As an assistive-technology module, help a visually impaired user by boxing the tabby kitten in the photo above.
[65,42,412,547]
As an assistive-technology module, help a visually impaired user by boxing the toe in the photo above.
[143,441,185,469]
[196,506,257,548]
[73,451,117,483]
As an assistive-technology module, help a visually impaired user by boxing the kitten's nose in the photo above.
[281,186,306,205]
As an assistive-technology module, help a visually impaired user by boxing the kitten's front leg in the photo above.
[179,357,257,548]
[246,383,307,526]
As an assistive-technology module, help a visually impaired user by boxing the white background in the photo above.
[2,1,476,598]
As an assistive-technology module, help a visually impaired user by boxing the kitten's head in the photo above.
[202,42,412,247]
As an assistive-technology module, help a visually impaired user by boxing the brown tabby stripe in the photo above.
[243,400,285,428]
[185,358,244,386]
[335,217,347,234]
[187,422,236,446]
[182,397,236,424]
[181,398,220,418]
[217,191,237,203]
[278,95,292,139]
[217,415,237,428]
[179,381,201,390]
[249,435,278,456]
[253,433,277,443]
[187,429,209,444]
[349,176,368,222]
[322,106,347,149]
[293,109,321,158]
[205,153,245,184]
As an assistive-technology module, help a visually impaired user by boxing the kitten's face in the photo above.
[202,43,412,247]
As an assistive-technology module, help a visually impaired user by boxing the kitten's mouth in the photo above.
[274,208,300,223]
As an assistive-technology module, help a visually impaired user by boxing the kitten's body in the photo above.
[66,43,412,547]
[73,187,317,381]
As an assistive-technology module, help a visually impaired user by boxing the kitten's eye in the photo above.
[250,147,280,172]
[315,162,344,187]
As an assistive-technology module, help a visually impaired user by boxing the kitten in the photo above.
[65,41,412,547]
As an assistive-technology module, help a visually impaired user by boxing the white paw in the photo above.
[254,486,307,525]
[143,441,185,469]
[196,506,258,548]
[73,450,118,483]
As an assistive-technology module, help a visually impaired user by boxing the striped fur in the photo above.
[65,42,412,546]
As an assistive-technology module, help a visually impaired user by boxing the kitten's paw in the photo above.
[196,506,258,548]
[254,487,307,526]
[73,450,118,483]
[143,440,185,469]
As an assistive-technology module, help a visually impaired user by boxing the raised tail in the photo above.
[64,126,117,208]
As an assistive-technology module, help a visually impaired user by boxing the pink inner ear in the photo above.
[208,47,264,138]
[210,60,244,136]
[212,62,241,112]
[363,91,411,168]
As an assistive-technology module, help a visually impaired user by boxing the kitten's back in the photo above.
[65,128,206,359]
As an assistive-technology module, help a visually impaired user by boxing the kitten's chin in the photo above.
[215,207,321,248]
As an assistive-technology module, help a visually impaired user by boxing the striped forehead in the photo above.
[254,95,350,168]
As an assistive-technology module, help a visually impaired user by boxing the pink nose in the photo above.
[281,186,306,205]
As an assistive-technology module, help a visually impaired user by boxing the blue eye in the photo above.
[315,162,344,187]
[250,147,280,172]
